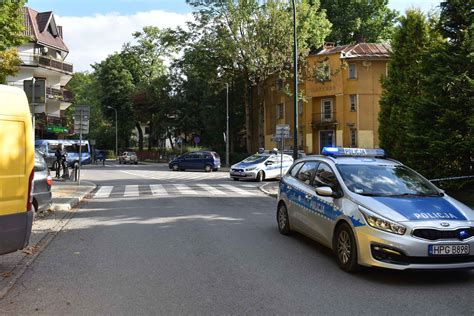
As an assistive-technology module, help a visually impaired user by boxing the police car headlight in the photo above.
[246,167,257,171]
[359,207,406,235]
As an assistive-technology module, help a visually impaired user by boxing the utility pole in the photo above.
[292,0,299,161]
[226,83,229,167]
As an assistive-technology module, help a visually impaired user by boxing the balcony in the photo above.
[311,112,338,129]
[19,53,73,74]
[46,87,73,103]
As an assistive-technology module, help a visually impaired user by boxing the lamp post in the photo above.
[291,0,298,160]
[226,83,229,167]
[106,106,118,159]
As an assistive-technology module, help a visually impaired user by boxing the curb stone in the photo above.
[259,182,278,198]
[0,182,96,299]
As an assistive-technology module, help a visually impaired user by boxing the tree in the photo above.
[319,0,397,44]
[185,0,331,152]
[407,0,473,178]
[379,10,436,162]
[0,0,28,83]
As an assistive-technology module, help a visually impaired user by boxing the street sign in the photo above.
[74,105,90,135]
[275,124,290,137]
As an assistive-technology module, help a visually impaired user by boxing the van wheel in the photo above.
[204,165,212,172]
[256,171,264,182]
[334,223,362,273]
[172,164,179,171]
[232,178,239,181]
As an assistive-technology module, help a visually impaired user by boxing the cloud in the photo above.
[56,10,193,72]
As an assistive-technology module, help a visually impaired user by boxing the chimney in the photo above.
[323,42,335,50]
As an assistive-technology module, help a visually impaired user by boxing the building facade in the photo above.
[7,7,73,139]
[259,43,390,154]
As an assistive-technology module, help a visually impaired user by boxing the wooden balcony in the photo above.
[46,86,74,103]
[19,53,73,74]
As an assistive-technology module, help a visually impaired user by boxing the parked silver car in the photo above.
[119,151,138,165]
[33,150,53,213]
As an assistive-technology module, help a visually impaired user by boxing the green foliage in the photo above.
[320,0,398,44]
[379,2,473,180]
[0,0,28,83]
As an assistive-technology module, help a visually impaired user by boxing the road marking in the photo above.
[124,185,139,197]
[150,184,167,196]
[196,183,226,195]
[174,184,198,195]
[95,186,113,198]
[219,184,255,196]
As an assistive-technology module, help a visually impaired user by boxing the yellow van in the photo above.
[0,85,35,255]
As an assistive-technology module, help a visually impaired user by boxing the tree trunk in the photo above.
[148,120,153,151]
[243,75,252,153]
[256,79,265,149]
[136,122,143,151]
[167,129,174,149]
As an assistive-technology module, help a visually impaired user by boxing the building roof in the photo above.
[313,43,390,60]
[23,7,69,53]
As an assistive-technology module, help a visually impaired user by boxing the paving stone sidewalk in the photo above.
[0,181,96,299]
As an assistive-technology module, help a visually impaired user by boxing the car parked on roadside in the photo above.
[230,152,293,182]
[33,150,53,213]
[277,147,474,272]
[169,151,221,172]
[119,151,138,165]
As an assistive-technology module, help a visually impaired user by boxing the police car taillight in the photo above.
[322,147,386,158]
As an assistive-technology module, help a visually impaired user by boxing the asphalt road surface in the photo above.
[1,163,473,315]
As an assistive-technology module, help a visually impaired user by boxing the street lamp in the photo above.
[106,106,118,158]
[291,0,298,160]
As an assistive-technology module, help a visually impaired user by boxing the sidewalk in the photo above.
[0,180,96,299]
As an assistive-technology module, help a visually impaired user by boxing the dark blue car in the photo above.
[169,151,221,172]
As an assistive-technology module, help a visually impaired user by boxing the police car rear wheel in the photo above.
[256,171,264,182]
[277,204,291,235]
[334,223,361,272]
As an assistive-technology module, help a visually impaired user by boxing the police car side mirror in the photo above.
[315,186,334,197]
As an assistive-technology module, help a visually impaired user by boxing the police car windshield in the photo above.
[337,164,441,197]
[243,154,270,164]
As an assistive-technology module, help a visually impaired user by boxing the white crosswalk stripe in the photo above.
[124,185,139,197]
[95,186,113,198]
[93,183,261,199]
[173,184,198,195]
[195,184,226,195]
[150,184,167,196]
[218,184,255,196]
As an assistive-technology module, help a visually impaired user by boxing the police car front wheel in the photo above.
[277,203,291,235]
[334,223,361,272]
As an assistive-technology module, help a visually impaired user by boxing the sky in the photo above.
[26,0,442,72]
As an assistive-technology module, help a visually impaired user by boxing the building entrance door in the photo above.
[319,130,335,153]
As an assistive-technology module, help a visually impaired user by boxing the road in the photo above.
[1,163,473,315]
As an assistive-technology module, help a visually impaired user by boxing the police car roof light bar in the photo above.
[322,147,386,158]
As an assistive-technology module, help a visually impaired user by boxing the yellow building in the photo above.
[259,43,390,154]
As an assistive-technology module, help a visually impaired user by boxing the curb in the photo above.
[0,182,96,299]
[259,182,278,198]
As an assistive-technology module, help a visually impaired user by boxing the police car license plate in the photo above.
[428,244,470,256]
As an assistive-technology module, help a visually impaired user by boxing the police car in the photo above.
[277,147,474,272]
[230,151,293,182]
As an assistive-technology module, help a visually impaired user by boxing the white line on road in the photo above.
[124,185,139,197]
[150,184,167,196]
[196,184,226,195]
[95,186,113,198]
[174,184,198,195]
[219,184,255,196]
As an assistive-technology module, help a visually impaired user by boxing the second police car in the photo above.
[230,150,293,182]
[277,147,474,272]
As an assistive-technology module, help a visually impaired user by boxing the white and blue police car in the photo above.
[277,147,474,272]
[230,151,293,182]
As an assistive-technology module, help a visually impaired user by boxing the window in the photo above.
[313,162,340,190]
[290,162,304,177]
[350,95,357,112]
[348,64,357,79]
[276,78,284,91]
[315,62,331,82]
[350,129,357,147]
[276,103,284,119]
[296,161,318,185]
[321,99,333,121]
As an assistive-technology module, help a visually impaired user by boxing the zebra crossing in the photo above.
[119,170,230,182]
[93,183,263,199]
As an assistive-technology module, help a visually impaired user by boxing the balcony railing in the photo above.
[311,112,338,128]
[19,53,73,74]
[46,87,74,103]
